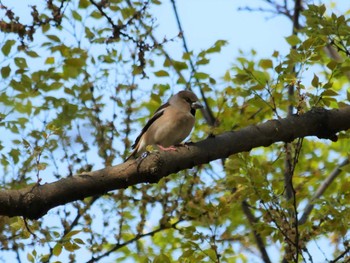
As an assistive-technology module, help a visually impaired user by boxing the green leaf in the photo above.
[285,35,301,46]
[15,100,33,114]
[203,249,217,260]
[49,82,63,90]
[10,79,22,91]
[1,154,9,166]
[72,10,82,21]
[22,139,31,148]
[206,40,228,53]
[1,40,16,56]
[193,72,209,79]
[64,230,81,239]
[154,70,169,77]
[251,84,265,90]
[52,243,62,256]
[85,27,94,39]
[91,10,102,19]
[45,57,55,64]
[322,97,337,107]
[235,73,250,83]
[311,74,319,87]
[319,4,326,15]
[0,113,7,123]
[323,82,333,89]
[326,61,338,70]
[172,61,187,71]
[9,148,20,164]
[27,253,35,263]
[79,0,90,8]
[289,49,302,62]
[182,52,192,60]
[272,50,279,57]
[223,70,231,82]
[42,23,50,33]
[177,75,186,84]
[321,89,338,96]
[259,59,273,69]
[64,88,75,96]
[196,58,210,65]
[40,254,50,262]
[1,65,11,78]
[37,163,47,171]
[252,70,269,84]
[46,35,61,42]
[63,241,80,252]
[25,50,39,58]
[65,58,85,67]
[153,254,171,263]
[14,57,28,69]
[73,238,85,245]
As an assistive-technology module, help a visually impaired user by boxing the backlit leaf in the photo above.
[259,59,273,69]
[154,70,169,77]
[1,39,16,56]
[311,74,319,87]
[14,57,28,69]
[1,66,10,78]
[285,35,301,46]
[52,243,62,256]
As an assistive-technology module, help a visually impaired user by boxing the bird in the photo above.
[125,90,203,161]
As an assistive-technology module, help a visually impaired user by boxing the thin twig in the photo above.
[299,158,350,225]
[330,246,350,263]
[169,0,216,126]
[282,0,303,261]
[87,219,183,263]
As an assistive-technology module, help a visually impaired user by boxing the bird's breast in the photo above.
[153,113,195,147]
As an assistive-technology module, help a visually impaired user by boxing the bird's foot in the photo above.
[157,145,177,151]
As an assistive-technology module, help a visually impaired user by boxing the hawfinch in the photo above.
[126,90,203,160]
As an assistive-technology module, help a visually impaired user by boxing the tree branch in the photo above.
[0,107,349,220]
[170,0,216,126]
[330,245,350,263]
[87,218,183,262]
[299,158,350,225]
[241,201,272,263]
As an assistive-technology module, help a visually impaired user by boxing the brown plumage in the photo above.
[126,90,203,161]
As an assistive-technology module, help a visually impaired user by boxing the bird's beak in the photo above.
[191,101,203,109]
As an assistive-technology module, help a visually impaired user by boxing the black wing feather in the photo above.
[131,102,169,149]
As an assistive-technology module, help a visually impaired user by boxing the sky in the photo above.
[154,0,290,77]
[0,0,349,262]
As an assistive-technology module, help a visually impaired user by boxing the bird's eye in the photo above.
[185,98,192,104]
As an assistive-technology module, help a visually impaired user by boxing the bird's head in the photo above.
[170,90,203,115]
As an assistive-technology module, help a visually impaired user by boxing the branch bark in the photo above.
[0,107,349,220]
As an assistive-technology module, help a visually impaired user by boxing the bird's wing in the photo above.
[131,102,169,149]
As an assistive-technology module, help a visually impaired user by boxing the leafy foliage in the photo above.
[0,0,349,262]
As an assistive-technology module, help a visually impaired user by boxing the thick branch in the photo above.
[0,107,349,219]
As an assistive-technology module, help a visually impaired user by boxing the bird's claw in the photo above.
[157,145,177,151]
